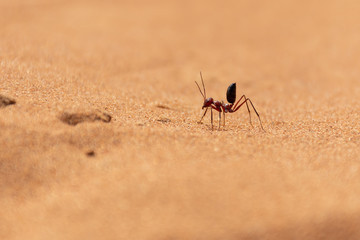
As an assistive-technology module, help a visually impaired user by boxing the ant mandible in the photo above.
[195,72,265,131]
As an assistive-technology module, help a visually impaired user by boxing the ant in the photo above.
[195,72,265,131]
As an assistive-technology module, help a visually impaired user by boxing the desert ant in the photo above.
[195,72,265,131]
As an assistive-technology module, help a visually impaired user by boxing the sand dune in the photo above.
[1,0,360,239]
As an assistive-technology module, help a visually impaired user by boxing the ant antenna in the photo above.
[195,81,205,99]
[199,72,206,98]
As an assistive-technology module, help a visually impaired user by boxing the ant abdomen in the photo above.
[226,83,236,104]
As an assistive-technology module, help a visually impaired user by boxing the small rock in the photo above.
[0,95,16,108]
[86,150,95,157]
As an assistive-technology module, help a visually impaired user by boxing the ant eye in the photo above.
[227,83,236,104]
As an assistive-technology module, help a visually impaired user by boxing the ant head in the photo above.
[202,97,214,109]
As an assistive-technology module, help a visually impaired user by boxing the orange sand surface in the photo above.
[1,1,360,239]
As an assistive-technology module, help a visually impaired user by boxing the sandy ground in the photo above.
[1,0,360,239]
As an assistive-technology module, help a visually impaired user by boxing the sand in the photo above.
[1,0,360,239]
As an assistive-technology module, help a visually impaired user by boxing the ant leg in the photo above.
[247,98,265,131]
[218,111,221,130]
[244,100,253,127]
[234,95,253,127]
[198,108,208,123]
[234,98,265,131]
[210,104,222,130]
[211,107,213,130]
[233,95,246,109]
[223,111,225,127]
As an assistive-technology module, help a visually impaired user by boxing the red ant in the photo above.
[195,72,265,131]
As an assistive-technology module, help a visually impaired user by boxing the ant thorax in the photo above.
[213,100,221,107]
